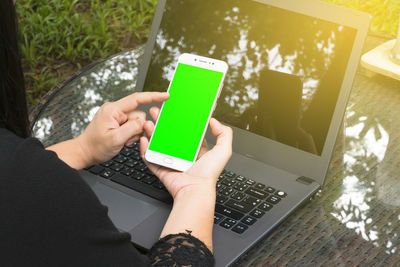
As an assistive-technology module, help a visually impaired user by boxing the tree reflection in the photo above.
[143,0,356,155]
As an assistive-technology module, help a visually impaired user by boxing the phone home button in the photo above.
[163,157,174,164]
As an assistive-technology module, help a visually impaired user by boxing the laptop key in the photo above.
[259,202,273,212]
[152,181,165,190]
[89,165,104,175]
[264,186,275,194]
[142,175,157,185]
[275,190,287,198]
[232,223,248,234]
[113,155,128,164]
[220,218,237,229]
[246,179,256,186]
[235,175,246,182]
[220,187,234,196]
[132,142,140,151]
[121,147,134,157]
[245,188,268,199]
[233,182,248,191]
[135,163,147,172]
[255,183,265,190]
[224,171,236,178]
[225,199,253,213]
[126,142,140,151]
[100,160,113,167]
[214,213,224,224]
[215,204,244,220]
[242,196,261,207]
[110,163,124,172]
[250,209,265,218]
[111,173,172,204]
[120,166,134,176]
[131,150,141,160]
[131,154,141,161]
[266,195,281,204]
[231,191,246,201]
[99,169,115,179]
[222,178,236,187]
[241,216,257,226]
[216,183,224,190]
[131,171,145,180]
[125,159,137,168]
[216,194,228,204]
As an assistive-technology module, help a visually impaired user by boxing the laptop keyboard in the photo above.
[215,170,287,234]
[87,143,287,235]
[87,143,173,204]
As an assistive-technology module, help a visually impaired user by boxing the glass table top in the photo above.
[32,36,400,266]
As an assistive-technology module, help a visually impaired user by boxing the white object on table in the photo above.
[361,18,400,81]
[361,39,400,81]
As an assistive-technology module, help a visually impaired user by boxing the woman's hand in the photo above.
[140,106,232,250]
[140,106,233,198]
[47,92,169,169]
[77,92,169,166]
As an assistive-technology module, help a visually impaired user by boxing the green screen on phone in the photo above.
[148,63,224,161]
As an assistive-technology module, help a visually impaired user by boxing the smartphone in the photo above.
[145,53,228,172]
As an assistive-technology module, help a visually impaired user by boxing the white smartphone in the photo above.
[145,53,228,172]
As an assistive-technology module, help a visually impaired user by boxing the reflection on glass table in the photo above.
[33,45,145,147]
[33,35,400,265]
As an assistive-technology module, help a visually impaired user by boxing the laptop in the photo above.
[80,0,370,266]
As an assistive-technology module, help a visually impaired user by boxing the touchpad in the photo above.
[91,182,158,231]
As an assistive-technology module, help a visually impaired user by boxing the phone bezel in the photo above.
[145,53,228,172]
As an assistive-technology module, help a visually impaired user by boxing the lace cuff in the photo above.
[148,231,214,267]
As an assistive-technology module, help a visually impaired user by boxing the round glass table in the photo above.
[32,36,400,266]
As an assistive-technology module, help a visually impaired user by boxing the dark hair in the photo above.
[0,0,30,138]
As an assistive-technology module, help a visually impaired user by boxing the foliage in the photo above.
[323,0,400,36]
[17,0,399,106]
[16,0,157,105]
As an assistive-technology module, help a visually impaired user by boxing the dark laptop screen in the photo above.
[143,0,357,155]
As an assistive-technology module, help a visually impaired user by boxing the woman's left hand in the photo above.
[76,92,169,166]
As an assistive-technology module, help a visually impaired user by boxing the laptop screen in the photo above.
[143,0,357,156]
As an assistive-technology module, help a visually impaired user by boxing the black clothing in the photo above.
[0,128,214,266]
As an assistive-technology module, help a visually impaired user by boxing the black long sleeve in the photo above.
[0,128,214,267]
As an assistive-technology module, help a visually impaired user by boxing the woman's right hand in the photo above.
[140,107,232,250]
[139,107,233,199]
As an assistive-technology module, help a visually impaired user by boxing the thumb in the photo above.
[210,118,232,152]
[113,118,144,145]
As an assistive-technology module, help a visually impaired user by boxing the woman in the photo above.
[0,0,232,266]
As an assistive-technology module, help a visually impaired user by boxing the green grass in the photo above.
[17,0,399,106]
[17,0,157,105]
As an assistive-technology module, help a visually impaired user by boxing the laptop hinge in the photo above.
[296,176,316,185]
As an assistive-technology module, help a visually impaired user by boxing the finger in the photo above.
[125,135,141,147]
[209,118,232,154]
[143,120,156,139]
[149,106,161,122]
[128,110,146,121]
[139,136,163,176]
[115,92,169,113]
[113,118,144,145]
